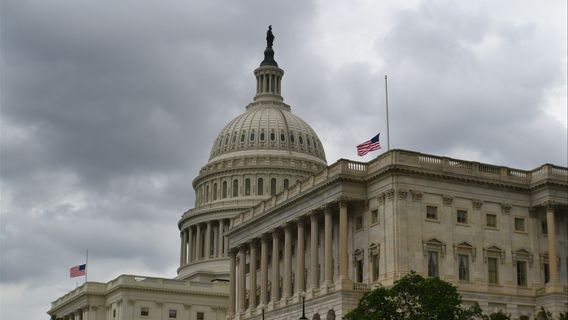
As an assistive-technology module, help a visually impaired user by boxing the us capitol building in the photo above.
[49,28,567,320]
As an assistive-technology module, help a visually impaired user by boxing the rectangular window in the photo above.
[458,254,469,281]
[544,263,550,283]
[371,209,379,224]
[457,210,468,224]
[426,206,438,220]
[169,309,177,318]
[372,254,379,281]
[514,218,526,232]
[516,261,527,286]
[196,312,205,320]
[355,216,363,231]
[427,251,439,277]
[488,257,499,284]
[113,309,116,318]
[541,221,548,235]
[141,307,150,317]
[486,214,497,228]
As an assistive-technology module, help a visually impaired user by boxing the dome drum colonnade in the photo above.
[177,27,327,280]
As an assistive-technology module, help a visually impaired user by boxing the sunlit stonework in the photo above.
[48,29,567,320]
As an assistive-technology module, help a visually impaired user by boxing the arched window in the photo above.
[270,178,277,195]
[213,183,218,200]
[233,179,239,197]
[222,181,227,199]
[240,132,245,142]
[270,130,275,141]
[280,132,285,142]
[250,131,255,141]
[260,131,265,141]
[205,185,209,202]
[245,178,251,196]
[290,133,295,143]
[257,178,264,196]
[283,179,289,189]
[313,313,320,320]
[232,134,237,143]
[299,136,304,145]
[327,310,335,320]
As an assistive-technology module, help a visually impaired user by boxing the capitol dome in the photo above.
[177,28,327,281]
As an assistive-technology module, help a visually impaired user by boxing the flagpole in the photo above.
[85,249,88,283]
[385,75,390,151]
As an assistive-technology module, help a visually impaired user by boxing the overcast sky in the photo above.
[1,1,566,319]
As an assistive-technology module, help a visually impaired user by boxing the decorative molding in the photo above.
[512,249,533,267]
[377,193,386,204]
[483,246,505,264]
[472,199,483,210]
[453,241,476,261]
[422,238,446,257]
[368,243,380,256]
[397,190,408,200]
[385,188,395,200]
[500,203,512,215]
[409,190,423,201]
[352,248,364,261]
[442,195,453,206]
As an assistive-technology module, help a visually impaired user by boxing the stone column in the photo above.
[187,227,193,263]
[195,224,202,260]
[229,250,236,316]
[224,220,230,257]
[296,219,305,295]
[205,221,212,259]
[309,213,319,290]
[249,241,257,309]
[271,230,280,302]
[546,204,559,282]
[260,235,269,306]
[339,201,349,281]
[324,206,333,285]
[283,224,292,300]
[180,230,186,267]
[238,245,247,313]
[218,220,224,258]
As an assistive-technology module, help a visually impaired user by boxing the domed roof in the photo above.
[209,102,326,164]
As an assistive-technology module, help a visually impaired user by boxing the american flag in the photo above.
[356,133,381,156]
[70,264,86,278]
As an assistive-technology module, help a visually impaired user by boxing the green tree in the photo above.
[344,272,483,320]
[482,311,510,320]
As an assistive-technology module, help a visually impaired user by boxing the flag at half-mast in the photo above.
[356,133,381,156]
[70,264,86,278]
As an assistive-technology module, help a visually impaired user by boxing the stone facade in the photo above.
[226,150,568,320]
[48,275,228,320]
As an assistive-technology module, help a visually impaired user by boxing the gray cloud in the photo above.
[1,0,566,319]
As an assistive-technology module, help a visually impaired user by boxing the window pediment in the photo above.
[512,249,533,267]
[423,238,446,257]
[483,245,505,264]
[368,242,380,256]
[453,241,476,261]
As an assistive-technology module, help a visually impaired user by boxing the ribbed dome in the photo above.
[209,101,326,164]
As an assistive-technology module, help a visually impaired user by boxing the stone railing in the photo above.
[51,275,229,309]
[231,149,567,229]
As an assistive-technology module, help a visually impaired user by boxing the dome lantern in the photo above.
[254,26,284,102]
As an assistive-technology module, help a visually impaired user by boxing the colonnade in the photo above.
[228,201,350,316]
[545,204,560,283]
[180,219,230,267]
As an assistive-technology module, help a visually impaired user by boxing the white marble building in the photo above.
[49,31,567,320]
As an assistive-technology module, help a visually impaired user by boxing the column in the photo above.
[224,221,230,257]
[205,222,212,259]
[180,230,185,267]
[339,201,349,281]
[296,219,305,295]
[229,251,236,316]
[271,231,280,302]
[249,241,257,309]
[546,205,559,282]
[309,213,319,290]
[195,224,202,260]
[218,220,224,258]
[187,227,193,264]
[260,235,268,306]
[238,245,246,313]
[283,224,292,299]
[324,206,333,285]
